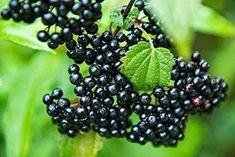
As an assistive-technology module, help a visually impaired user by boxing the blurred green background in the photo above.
[0,0,235,157]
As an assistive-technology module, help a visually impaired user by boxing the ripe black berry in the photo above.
[140,94,151,105]
[37,30,49,42]
[43,94,53,105]
[153,86,165,98]
[42,12,56,26]
[52,88,63,99]
[1,9,11,19]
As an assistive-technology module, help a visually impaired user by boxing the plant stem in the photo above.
[135,24,154,48]
[113,0,136,36]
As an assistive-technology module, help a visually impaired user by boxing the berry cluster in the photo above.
[43,48,228,146]
[41,3,183,141]
[1,0,228,147]
[45,33,138,138]
[129,101,187,146]
[42,12,228,145]
[126,51,228,146]
[171,51,228,113]
[41,0,228,147]
[43,88,91,137]
[1,0,104,48]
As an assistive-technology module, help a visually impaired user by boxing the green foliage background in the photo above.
[0,0,235,157]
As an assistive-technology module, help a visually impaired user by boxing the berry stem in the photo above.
[45,26,51,33]
[109,22,113,32]
[135,23,154,48]
[113,0,136,36]
[71,100,80,105]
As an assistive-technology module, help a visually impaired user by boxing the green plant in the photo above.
[0,0,234,157]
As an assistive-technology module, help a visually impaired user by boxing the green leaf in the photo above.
[110,6,140,29]
[59,132,105,157]
[123,20,133,30]
[121,41,174,91]
[0,20,55,53]
[192,5,235,36]
[209,39,235,92]
[123,7,140,29]
[128,7,140,19]
[110,7,124,27]
[150,0,235,59]
[2,54,57,157]
[0,0,7,9]
[0,1,53,53]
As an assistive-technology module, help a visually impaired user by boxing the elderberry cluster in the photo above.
[1,0,104,48]
[42,9,181,142]
[43,88,92,137]
[60,33,138,138]
[128,103,187,146]
[43,27,228,146]
[171,51,228,113]
[40,0,229,147]
[126,51,228,146]
[44,62,136,138]
[1,0,228,147]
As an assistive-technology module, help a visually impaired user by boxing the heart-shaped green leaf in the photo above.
[121,41,174,91]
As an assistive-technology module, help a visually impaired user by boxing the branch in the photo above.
[113,0,136,36]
